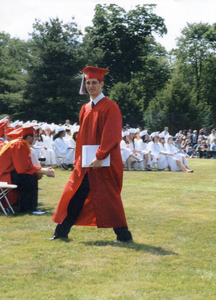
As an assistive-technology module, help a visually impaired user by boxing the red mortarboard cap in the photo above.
[6,128,22,141]
[21,126,36,137]
[81,66,109,81]
[4,127,14,135]
[0,120,10,136]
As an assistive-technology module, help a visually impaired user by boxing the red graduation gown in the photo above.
[0,139,41,207]
[0,139,5,150]
[52,97,127,228]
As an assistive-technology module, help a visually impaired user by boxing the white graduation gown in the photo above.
[120,140,132,163]
[34,139,56,165]
[134,139,152,170]
[53,137,74,164]
[165,143,182,171]
[148,141,168,170]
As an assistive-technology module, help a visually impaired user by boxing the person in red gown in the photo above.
[50,66,133,242]
[0,126,55,214]
[0,119,10,150]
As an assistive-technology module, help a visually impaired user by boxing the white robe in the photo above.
[63,136,76,163]
[120,140,132,164]
[148,141,168,170]
[165,143,182,172]
[134,139,152,170]
[34,139,56,165]
[53,137,74,164]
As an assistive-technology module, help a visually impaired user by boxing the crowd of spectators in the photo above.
[1,118,216,172]
[172,125,216,159]
[120,125,216,172]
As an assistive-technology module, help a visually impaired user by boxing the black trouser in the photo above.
[54,173,132,241]
[10,170,38,213]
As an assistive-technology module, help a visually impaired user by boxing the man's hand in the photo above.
[88,158,102,169]
[46,167,55,177]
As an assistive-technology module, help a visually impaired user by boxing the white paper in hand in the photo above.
[82,145,110,168]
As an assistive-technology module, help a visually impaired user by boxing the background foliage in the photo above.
[0,4,216,132]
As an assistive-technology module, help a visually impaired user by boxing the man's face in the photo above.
[26,134,34,145]
[86,78,104,98]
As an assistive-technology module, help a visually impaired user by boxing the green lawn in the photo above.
[1,159,216,300]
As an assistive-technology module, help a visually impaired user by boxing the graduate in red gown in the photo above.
[51,66,132,242]
[0,119,10,150]
[0,126,55,214]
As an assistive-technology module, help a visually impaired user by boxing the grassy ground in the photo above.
[1,159,216,300]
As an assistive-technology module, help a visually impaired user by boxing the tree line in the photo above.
[0,4,216,134]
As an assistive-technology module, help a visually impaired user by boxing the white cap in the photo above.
[140,130,148,137]
[150,132,160,138]
[57,126,65,133]
[0,116,9,122]
[122,131,130,138]
[128,128,136,134]
[159,133,165,138]
[42,123,50,130]
[71,125,80,134]
[10,120,23,128]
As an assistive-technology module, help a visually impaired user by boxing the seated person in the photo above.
[53,127,74,170]
[0,126,55,214]
[148,132,168,171]
[195,140,208,158]
[165,136,193,172]
[210,138,216,158]
[0,118,10,149]
[120,131,143,171]
[186,147,195,158]
[34,127,57,166]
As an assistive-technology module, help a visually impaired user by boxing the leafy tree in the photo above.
[82,4,167,90]
[24,18,83,123]
[109,82,142,127]
[0,33,28,118]
[171,22,216,129]
[144,72,204,133]
[173,22,215,105]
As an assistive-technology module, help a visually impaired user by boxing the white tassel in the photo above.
[79,74,86,95]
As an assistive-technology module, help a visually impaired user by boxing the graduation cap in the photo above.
[6,128,23,140]
[0,120,10,136]
[79,66,109,95]
[22,126,37,137]
[140,130,148,137]
[122,131,130,138]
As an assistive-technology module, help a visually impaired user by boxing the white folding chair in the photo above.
[0,182,17,216]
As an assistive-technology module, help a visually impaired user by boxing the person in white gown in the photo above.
[148,132,168,170]
[165,136,193,172]
[35,126,56,165]
[53,127,74,169]
[120,131,143,170]
[134,130,153,171]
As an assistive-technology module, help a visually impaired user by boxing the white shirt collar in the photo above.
[90,93,105,106]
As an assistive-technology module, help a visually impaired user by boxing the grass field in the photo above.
[1,159,216,300]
